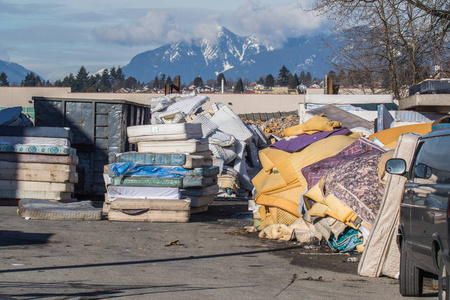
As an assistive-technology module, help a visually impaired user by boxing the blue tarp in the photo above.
[109,163,189,178]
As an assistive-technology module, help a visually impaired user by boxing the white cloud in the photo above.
[94,10,186,45]
[235,1,323,48]
[192,15,222,45]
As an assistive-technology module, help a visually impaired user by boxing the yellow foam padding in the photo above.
[306,177,360,229]
[369,123,432,149]
[323,194,360,230]
[289,135,357,187]
[309,202,331,217]
[347,131,362,139]
[304,177,326,203]
[259,179,301,196]
[252,169,290,194]
[258,148,275,172]
[284,114,342,137]
[259,147,297,184]
[259,205,274,229]
[255,185,304,218]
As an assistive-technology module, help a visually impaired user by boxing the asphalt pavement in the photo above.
[0,201,438,300]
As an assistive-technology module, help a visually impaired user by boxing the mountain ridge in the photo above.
[0,60,39,85]
[123,26,331,83]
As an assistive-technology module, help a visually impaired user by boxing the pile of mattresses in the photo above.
[103,123,220,222]
[0,126,78,203]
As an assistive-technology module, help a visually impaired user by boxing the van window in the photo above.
[413,136,450,184]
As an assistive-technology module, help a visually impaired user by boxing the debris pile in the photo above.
[251,110,437,279]
[0,126,78,203]
[150,94,266,198]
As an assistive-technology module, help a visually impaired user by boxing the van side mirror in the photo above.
[414,163,432,179]
[386,158,407,175]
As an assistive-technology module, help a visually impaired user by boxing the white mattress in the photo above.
[106,186,181,200]
[358,133,421,278]
[137,138,209,154]
[0,161,76,172]
[0,136,71,146]
[0,180,74,192]
[129,133,203,143]
[127,123,202,142]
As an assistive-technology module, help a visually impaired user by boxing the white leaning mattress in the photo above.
[137,138,209,154]
[106,186,181,200]
[127,123,202,142]
[358,133,421,278]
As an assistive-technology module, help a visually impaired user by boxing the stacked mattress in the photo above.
[0,126,78,203]
[103,123,219,222]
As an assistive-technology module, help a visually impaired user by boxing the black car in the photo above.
[386,129,450,299]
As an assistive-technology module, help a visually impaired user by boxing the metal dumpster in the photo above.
[33,97,151,198]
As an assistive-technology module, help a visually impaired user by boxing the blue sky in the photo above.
[0,0,324,81]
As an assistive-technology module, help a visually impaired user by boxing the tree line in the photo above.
[0,64,322,93]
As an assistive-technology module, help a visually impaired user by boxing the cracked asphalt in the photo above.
[0,201,437,299]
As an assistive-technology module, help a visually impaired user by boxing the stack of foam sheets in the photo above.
[0,126,78,203]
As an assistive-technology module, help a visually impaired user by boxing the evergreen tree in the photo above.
[257,76,265,85]
[74,66,89,92]
[166,76,172,85]
[289,73,300,89]
[152,76,160,89]
[21,72,42,87]
[0,72,9,86]
[193,76,203,87]
[305,72,312,86]
[160,74,166,88]
[115,66,124,81]
[108,66,125,91]
[124,76,138,90]
[264,74,275,88]
[299,71,306,84]
[234,78,244,93]
[84,75,99,92]
[217,73,226,86]
[99,69,112,92]
[53,79,63,87]
[109,67,117,81]
[277,65,291,86]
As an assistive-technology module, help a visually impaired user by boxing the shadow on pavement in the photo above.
[0,245,302,274]
[0,281,256,299]
[0,230,53,247]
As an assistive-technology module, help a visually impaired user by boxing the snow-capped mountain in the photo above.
[0,60,39,85]
[123,26,330,83]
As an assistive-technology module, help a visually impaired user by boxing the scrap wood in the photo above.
[242,114,299,139]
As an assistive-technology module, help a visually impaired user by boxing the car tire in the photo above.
[439,252,449,300]
[400,243,423,296]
